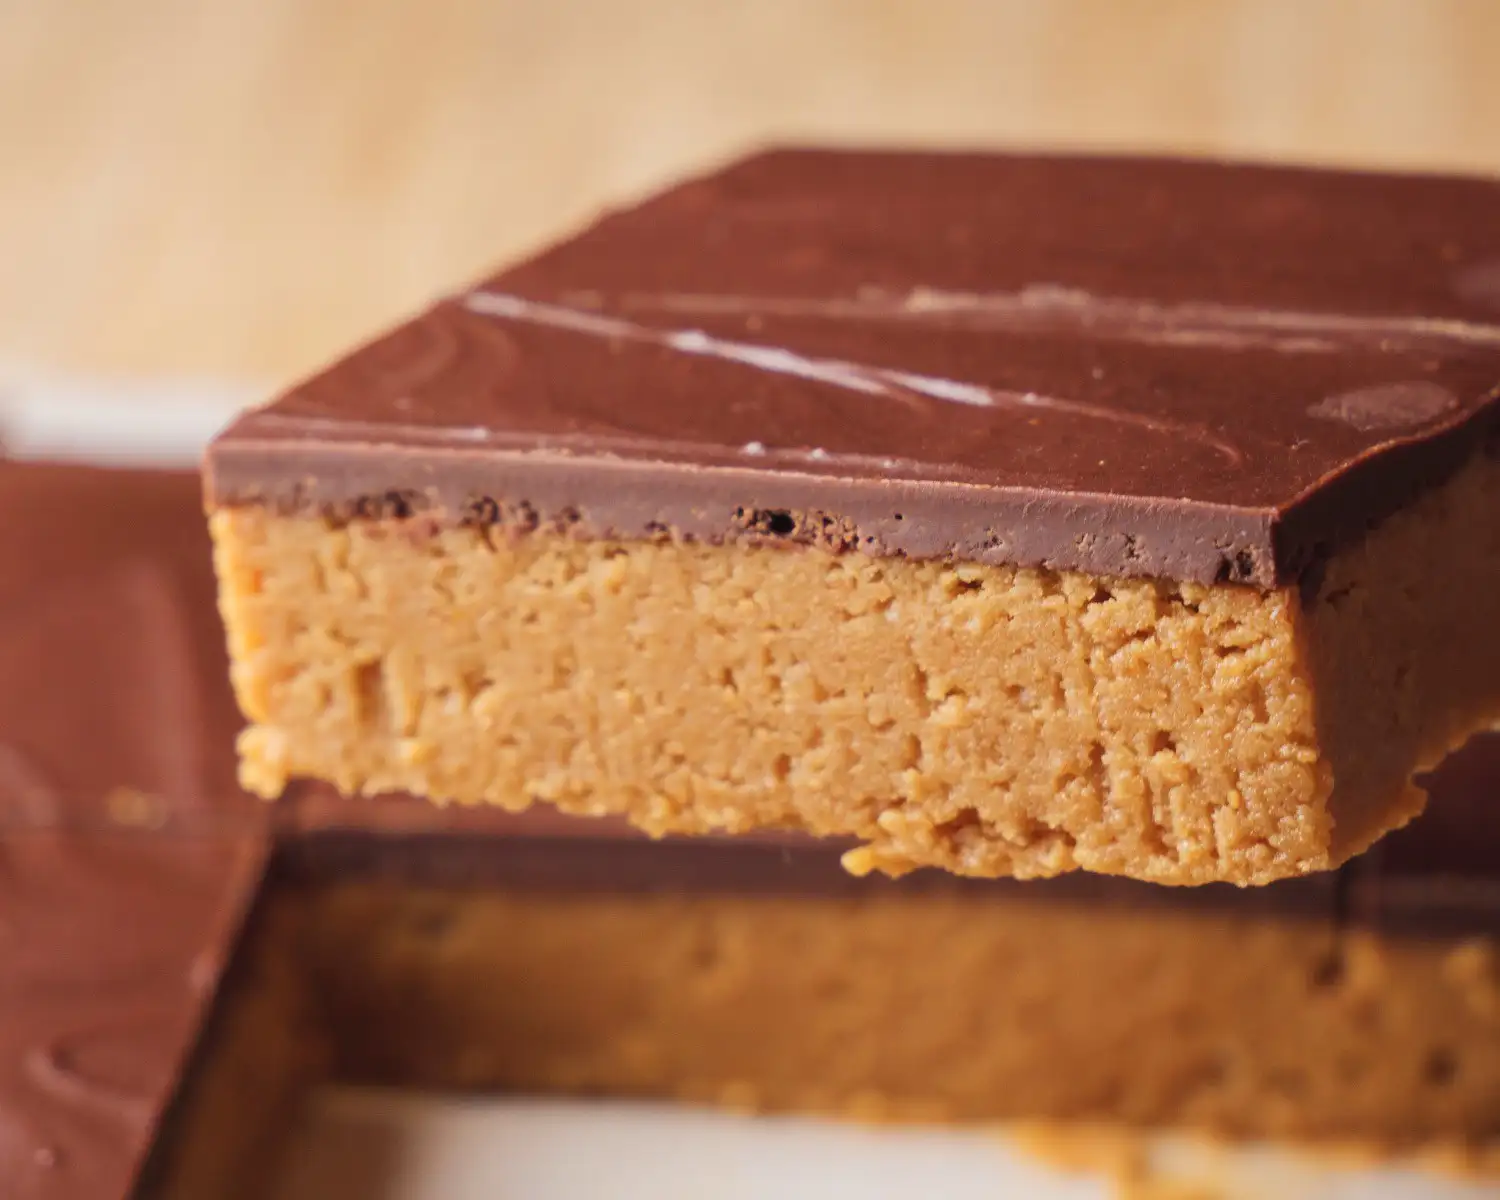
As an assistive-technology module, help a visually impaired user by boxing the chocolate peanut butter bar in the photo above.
[0,463,1496,1197]
[207,150,1500,886]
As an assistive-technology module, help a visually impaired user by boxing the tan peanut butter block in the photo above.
[206,149,1500,885]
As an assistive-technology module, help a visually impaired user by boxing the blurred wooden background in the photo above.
[0,0,1497,383]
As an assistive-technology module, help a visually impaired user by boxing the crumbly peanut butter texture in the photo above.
[211,452,1500,886]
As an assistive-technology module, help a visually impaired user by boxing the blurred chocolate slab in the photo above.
[0,830,266,1199]
[0,464,260,833]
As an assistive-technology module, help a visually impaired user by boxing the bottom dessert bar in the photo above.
[0,461,1494,1200]
[143,803,1497,1200]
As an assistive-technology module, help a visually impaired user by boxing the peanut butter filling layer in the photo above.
[212,450,1500,885]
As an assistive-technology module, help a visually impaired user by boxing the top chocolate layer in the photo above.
[210,149,1500,586]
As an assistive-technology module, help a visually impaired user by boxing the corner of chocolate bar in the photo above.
[202,150,1500,890]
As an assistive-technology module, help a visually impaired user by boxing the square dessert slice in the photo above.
[207,149,1500,885]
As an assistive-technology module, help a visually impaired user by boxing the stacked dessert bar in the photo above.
[1,150,1497,1198]
[209,149,1500,886]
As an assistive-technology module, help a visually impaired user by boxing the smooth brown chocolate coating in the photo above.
[0,465,259,834]
[210,149,1500,586]
[0,461,1494,1200]
[0,465,271,1199]
[0,832,266,1199]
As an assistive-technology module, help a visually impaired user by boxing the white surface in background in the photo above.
[271,1092,1497,1200]
[5,372,1488,1200]
[0,369,254,464]
[277,1095,1102,1200]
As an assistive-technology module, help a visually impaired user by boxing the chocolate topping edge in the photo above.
[207,428,1292,586]
[208,398,1499,589]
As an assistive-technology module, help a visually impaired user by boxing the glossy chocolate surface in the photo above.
[0,465,259,834]
[211,150,1500,585]
[0,462,1494,1198]
[0,833,265,1199]
[0,465,271,1198]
